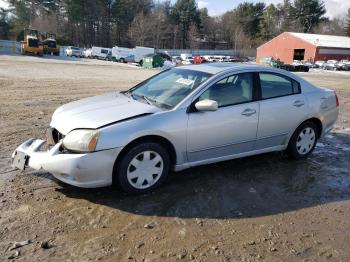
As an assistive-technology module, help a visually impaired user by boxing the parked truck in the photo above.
[134,46,154,65]
[111,46,154,64]
[20,29,43,56]
[111,47,135,62]
[41,32,59,56]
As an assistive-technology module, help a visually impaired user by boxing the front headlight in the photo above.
[62,129,100,153]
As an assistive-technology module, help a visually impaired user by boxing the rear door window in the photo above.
[259,73,300,99]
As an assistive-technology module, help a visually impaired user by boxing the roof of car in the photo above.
[179,63,270,74]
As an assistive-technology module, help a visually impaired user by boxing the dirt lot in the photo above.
[1,55,350,261]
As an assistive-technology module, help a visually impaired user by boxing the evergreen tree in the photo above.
[260,4,279,41]
[345,8,350,37]
[290,0,326,33]
[234,2,265,38]
[1,0,347,50]
[0,8,12,39]
[171,0,201,48]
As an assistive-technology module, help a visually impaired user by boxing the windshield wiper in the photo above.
[122,90,138,101]
[131,93,155,106]
[142,95,154,105]
[129,93,171,109]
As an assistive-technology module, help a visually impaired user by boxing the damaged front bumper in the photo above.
[12,139,121,188]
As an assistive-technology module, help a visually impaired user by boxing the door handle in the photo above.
[241,108,256,117]
[293,100,305,107]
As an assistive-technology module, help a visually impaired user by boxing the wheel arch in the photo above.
[288,117,323,146]
[113,135,177,179]
[287,117,322,158]
[306,117,323,138]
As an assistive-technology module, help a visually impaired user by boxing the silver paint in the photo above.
[12,64,339,188]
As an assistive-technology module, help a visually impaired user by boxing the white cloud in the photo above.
[323,0,350,19]
[264,0,350,19]
[210,8,226,16]
[0,0,9,9]
[197,1,209,9]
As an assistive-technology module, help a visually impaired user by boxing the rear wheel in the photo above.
[287,121,318,159]
[114,142,170,194]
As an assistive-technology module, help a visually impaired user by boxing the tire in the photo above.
[287,121,318,159]
[114,142,170,194]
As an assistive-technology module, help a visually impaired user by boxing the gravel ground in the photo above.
[0,55,350,261]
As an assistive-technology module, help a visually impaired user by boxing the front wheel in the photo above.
[287,121,318,159]
[114,142,170,194]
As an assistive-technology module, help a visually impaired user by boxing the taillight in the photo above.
[335,92,339,107]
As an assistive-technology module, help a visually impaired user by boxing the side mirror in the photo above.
[195,99,218,112]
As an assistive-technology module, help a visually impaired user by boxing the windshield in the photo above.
[129,68,212,109]
[46,41,56,48]
[28,38,38,47]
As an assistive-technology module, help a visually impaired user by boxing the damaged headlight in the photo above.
[62,129,100,153]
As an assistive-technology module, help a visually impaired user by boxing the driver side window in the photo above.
[199,73,254,107]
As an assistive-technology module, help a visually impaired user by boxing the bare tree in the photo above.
[314,18,346,36]
[128,12,150,46]
[188,23,200,49]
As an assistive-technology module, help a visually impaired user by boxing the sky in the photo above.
[1,0,349,19]
[173,0,350,19]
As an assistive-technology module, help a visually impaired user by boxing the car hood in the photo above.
[51,92,160,135]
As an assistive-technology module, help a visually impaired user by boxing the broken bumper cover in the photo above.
[12,139,121,188]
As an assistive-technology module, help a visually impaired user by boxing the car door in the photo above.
[187,72,259,163]
[256,72,307,149]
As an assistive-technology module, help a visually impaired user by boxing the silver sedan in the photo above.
[12,64,339,193]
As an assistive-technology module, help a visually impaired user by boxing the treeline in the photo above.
[1,0,350,50]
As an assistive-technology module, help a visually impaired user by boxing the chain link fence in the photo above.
[0,40,21,54]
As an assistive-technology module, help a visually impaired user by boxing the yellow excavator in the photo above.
[41,32,59,56]
[20,29,43,56]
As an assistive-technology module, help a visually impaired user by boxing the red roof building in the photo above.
[257,32,350,64]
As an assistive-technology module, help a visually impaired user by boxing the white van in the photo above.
[112,47,135,63]
[134,46,154,64]
[82,48,92,58]
[111,46,154,64]
[180,53,193,65]
[91,46,111,59]
[180,53,192,61]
